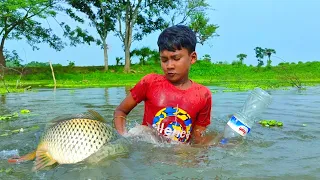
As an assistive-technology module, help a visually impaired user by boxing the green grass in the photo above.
[1,61,320,94]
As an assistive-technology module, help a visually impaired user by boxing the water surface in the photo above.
[1,86,319,179]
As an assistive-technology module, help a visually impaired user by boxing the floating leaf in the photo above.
[20,109,30,114]
[0,133,9,137]
[259,120,283,127]
[0,112,20,121]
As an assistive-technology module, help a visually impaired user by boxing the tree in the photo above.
[131,47,151,65]
[254,47,265,67]
[201,54,211,62]
[65,0,118,71]
[171,0,219,45]
[115,0,176,72]
[131,46,158,65]
[236,53,247,65]
[264,48,276,68]
[115,57,123,66]
[0,0,65,67]
[147,50,160,64]
[4,49,22,67]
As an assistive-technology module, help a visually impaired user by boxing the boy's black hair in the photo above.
[157,25,197,54]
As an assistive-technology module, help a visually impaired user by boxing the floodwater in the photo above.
[0,86,319,180]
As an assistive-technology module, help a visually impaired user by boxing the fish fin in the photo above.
[7,150,36,163]
[32,144,57,171]
[84,109,106,123]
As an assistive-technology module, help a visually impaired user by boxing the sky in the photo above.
[5,0,320,66]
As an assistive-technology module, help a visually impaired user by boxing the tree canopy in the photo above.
[0,0,64,66]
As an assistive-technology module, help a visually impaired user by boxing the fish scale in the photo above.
[40,118,116,164]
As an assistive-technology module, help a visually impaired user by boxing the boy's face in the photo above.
[160,48,197,84]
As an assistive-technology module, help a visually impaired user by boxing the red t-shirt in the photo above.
[130,74,212,143]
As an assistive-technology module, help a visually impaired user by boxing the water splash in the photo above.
[0,149,19,159]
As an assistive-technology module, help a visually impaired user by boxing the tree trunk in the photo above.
[0,49,6,67]
[103,38,108,71]
[124,22,133,73]
[124,45,130,72]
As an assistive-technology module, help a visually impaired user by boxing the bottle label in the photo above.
[227,115,251,136]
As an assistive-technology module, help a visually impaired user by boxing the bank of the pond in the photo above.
[1,61,320,93]
[1,78,318,94]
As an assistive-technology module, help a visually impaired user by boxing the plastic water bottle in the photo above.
[220,88,272,144]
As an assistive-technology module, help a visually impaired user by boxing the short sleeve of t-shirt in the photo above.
[130,74,154,103]
[194,88,212,127]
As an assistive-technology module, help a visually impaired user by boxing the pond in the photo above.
[1,86,320,179]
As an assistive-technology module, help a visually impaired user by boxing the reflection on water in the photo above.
[0,86,320,179]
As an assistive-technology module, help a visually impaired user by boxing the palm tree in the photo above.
[236,53,247,64]
[264,48,276,67]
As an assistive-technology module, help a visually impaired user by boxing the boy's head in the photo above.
[157,25,197,54]
[157,25,198,85]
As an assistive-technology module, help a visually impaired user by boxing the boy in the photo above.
[113,25,213,145]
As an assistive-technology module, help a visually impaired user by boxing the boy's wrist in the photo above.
[113,115,127,135]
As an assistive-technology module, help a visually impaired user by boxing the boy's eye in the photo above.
[173,57,180,60]
[161,58,168,62]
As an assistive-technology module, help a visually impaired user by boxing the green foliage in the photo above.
[24,61,62,67]
[231,60,242,66]
[4,49,22,67]
[259,120,283,127]
[131,47,159,65]
[254,47,276,68]
[264,48,276,68]
[0,0,66,66]
[64,0,120,71]
[200,54,211,62]
[236,53,247,64]
[116,57,123,66]
[115,0,177,72]
[170,0,218,45]
[126,0,176,41]
[189,12,218,45]
[147,50,160,64]
[67,60,75,68]
[254,47,265,67]
[1,55,320,93]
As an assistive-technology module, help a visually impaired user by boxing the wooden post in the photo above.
[49,61,56,90]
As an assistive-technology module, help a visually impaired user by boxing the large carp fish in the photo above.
[8,110,129,171]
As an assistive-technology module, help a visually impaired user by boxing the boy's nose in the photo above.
[166,60,175,68]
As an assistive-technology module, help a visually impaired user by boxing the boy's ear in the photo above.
[190,51,197,64]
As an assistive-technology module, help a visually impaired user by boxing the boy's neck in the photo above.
[171,79,192,90]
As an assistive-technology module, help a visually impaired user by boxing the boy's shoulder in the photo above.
[141,73,165,82]
[192,81,211,95]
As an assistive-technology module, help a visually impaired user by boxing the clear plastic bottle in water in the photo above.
[220,88,272,144]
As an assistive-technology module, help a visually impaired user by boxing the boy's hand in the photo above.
[114,93,138,135]
[191,125,216,145]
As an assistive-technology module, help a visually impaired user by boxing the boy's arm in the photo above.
[192,88,213,145]
[114,93,138,135]
[191,125,216,145]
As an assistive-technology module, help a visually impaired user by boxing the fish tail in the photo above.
[32,144,57,171]
[7,150,36,163]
